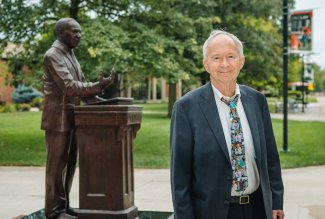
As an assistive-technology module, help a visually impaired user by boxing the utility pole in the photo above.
[282,0,289,152]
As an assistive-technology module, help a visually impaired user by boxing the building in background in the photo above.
[0,60,13,104]
[0,43,25,103]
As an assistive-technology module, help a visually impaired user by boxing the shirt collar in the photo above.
[211,83,241,101]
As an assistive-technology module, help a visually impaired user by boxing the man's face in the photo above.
[60,20,81,49]
[203,34,245,88]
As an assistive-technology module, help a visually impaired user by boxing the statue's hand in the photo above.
[99,72,115,90]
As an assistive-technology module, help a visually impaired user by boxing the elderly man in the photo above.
[170,30,284,219]
[41,18,115,219]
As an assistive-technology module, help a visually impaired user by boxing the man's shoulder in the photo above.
[239,84,263,96]
[178,83,210,103]
[174,83,211,112]
[44,49,67,65]
[44,40,67,58]
[44,47,57,57]
[239,84,266,104]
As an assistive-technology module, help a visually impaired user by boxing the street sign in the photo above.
[290,10,313,53]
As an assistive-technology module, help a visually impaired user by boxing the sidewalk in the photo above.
[1,166,325,219]
[270,96,325,122]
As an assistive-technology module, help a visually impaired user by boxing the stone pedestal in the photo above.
[74,103,142,219]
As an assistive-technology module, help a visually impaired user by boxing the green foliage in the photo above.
[167,0,284,89]
[30,97,44,109]
[312,64,325,92]
[16,103,31,111]
[122,2,209,84]
[235,15,282,88]
[0,61,8,77]
[0,103,16,113]
[0,0,292,107]
[288,90,301,99]
[0,0,40,43]
[1,0,284,86]
[76,19,132,82]
[288,55,303,82]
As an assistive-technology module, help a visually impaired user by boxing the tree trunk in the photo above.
[168,82,177,118]
[147,77,152,101]
[127,86,132,98]
[70,0,80,20]
[161,78,167,101]
[152,77,157,101]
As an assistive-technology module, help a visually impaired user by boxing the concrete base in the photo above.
[22,209,174,219]
[78,206,138,219]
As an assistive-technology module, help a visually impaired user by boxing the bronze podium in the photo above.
[74,99,142,219]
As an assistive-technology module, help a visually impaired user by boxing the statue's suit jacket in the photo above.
[170,82,284,219]
[41,40,102,132]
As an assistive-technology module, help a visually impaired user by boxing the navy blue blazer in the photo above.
[170,82,284,219]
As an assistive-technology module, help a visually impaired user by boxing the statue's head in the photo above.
[56,18,81,49]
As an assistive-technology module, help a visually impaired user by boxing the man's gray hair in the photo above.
[55,18,77,36]
[202,30,244,59]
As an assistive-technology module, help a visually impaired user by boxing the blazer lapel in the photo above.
[199,83,231,164]
[52,40,82,81]
[71,50,84,81]
[65,52,82,81]
[240,86,261,167]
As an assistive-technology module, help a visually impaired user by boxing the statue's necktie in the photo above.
[221,95,248,192]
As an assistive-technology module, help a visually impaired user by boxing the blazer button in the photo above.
[224,200,230,205]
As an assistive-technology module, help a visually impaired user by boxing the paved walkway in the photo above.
[1,166,325,219]
[271,95,325,122]
[1,96,325,219]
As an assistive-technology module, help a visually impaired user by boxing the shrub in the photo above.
[288,90,301,99]
[16,103,31,112]
[30,97,44,109]
[12,85,44,103]
[0,104,16,113]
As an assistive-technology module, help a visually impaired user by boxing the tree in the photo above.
[129,0,221,116]
[146,0,284,102]
[0,0,132,86]
[288,55,302,83]
[313,64,325,92]
[1,0,285,117]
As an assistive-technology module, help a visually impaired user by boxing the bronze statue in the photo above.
[41,18,115,219]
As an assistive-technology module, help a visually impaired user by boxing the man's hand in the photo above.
[99,72,115,90]
[273,210,284,219]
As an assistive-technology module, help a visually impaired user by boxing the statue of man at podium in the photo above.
[41,17,115,219]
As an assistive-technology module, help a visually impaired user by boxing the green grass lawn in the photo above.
[0,112,45,166]
[135,103,170,168]
[0,103,324,169]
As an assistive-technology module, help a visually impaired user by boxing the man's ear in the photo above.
[203,59,209,73]
[57,30,63,39]
[240,57,245,69]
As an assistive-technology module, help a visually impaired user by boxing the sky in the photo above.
[295,0,325,69]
